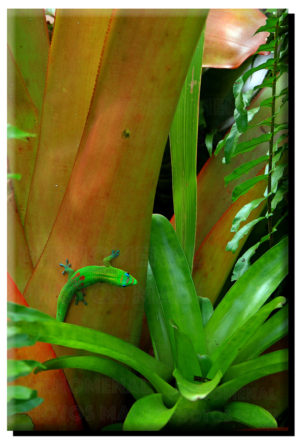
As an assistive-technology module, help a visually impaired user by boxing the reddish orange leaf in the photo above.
[24,9,113,266]
[7,274,83,431]
[203,9,268,68]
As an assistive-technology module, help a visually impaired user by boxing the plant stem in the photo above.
[267,10,280,247]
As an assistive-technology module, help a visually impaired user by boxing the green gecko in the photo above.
[56,249,137,322]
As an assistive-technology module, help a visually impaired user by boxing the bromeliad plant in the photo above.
[8,214,288,431]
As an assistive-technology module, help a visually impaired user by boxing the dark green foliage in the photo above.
[218,9,289,280]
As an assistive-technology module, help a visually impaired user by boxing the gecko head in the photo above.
[121,271,138,287]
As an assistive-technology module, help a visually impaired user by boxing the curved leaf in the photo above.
[234,305,288,363]
[231,197,266,232]
[231,175,268,202]
[7,359,45,383]
[226,217,265,253]
[205,237,288,353]
[225,156,269,185]
[173,369,222,402]
[37,355,154,400]
[207,297,286,377]
[149,214,206,356]
[203,10,268,69]
[123,393,178,431]
[144,263,173,370]
[7,385,36,402]
[8,303,170,382]
[224,402,277,428]
[7,414,34,431]
[208,349,288,409]
[7,396,44,417]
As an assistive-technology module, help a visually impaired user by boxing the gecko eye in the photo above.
[125,272,130,277]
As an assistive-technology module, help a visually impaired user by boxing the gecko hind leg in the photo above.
[103,249,120,267]
[75,290,88,306]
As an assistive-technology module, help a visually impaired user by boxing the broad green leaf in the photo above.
[234,306,288,363]
[7,397,44,417]
[198,297,214,327]
[173,326,202,380]
[7,124,36,140]
[7,386,36,402]
[123,393,179,431]
[231,197,266,232]
[208,349,288,409]
[170,26,207,270]
[226,217,265,252]
[205,237,288,354]
[7,413,34,431]
[225,156,268,185]
[7,303,170,382]
[224,402,277,428]
[207,296,286,377]
[173,369,222,402]
[8,301,54,322]
[232,175,268,202]
[36,355,154,401]
[144,263,173,370]
[7,359,45,383]
[149,214,206,356]
[7,326,37,349]
[224,349,288,381]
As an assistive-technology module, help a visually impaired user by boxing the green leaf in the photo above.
[173,326,202,380]
[123,393,179,431]
[144,263,173,370]
[7,397,43,417]
[7,386,36,402]
[234,305,288,363]
[208,349,288,409]
[198,297,214,327]
[205,132,215,157]
[7,301,54,322]
[231,197,266,232]
[169,28,207,270]
[149,214,206,356]
[7,123,36,140]
[7,303,171,384]
[207,296,286,378]
[232,175,268,202]
[173,369,222,402]
[7,413,34,431]
[226,217,265,253]
[224,402,277,428]
[205,237,288,354]
[271,182,287,211]
[7,359,45,383]
[225,156,268,185]
[242,60,274,83]
[7,173,22,181]
[37,355,154,401]
[232,133,272,158]
[7,325,37,349]
[231,241,260,281]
